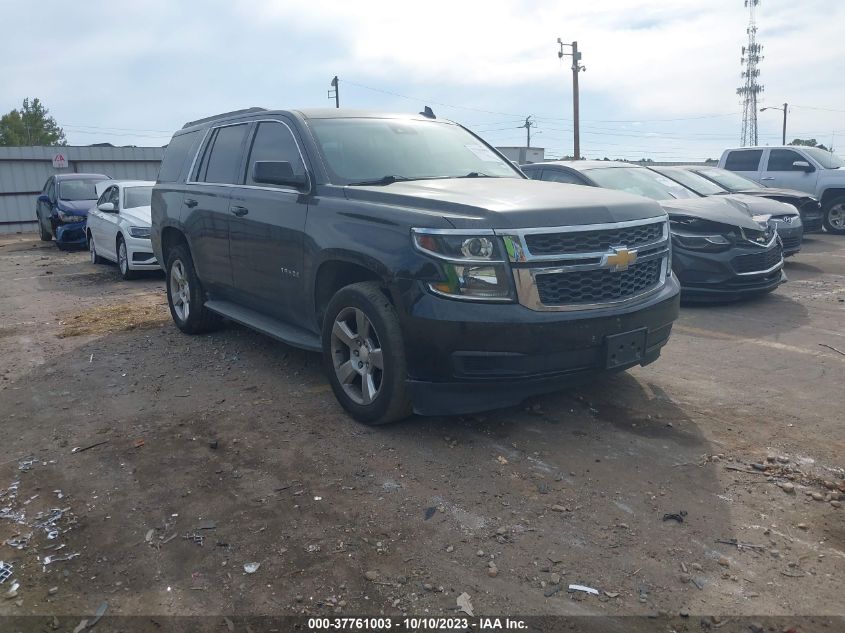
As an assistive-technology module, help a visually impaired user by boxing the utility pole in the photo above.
[328,76,340,108]
[761,102,787,144]
[521,116,535,147]
[558,39,585,159]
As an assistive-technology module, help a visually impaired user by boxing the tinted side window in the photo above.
[198,124,249,184]
[767,149,805,171]
[97,186,113,206]
[724,150,763,171]
[543,169,582,184]
[245,121,305,186]
[109,187,120,207]
[47,180,55,201]
[158,130,200,183]
[522,168,543,180]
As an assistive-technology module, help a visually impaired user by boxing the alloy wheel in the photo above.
[119,241,128,275]
[829,203,845,229]
[169,259,190,321]
[330,307,384,405]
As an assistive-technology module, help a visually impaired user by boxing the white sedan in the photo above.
[86,180,160,279]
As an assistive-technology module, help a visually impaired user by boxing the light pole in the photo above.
[760,103,787,145]
[557,38,585,159]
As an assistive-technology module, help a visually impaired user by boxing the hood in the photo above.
[719,194,798,217]
[56,199,94,215]
[737,187,812,200]
[120,206,151,227]
[343,178,666,229]
[658,196,767,232]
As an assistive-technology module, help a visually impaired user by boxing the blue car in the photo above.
[37,173,111,249]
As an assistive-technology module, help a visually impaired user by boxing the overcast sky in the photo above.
[2,0,843,160]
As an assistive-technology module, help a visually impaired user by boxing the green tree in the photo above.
[789,138,830,151]
[0,98,66,146]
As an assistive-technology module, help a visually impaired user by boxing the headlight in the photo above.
[751,214,771,228]
[57,211,85,223]
[412,229,514,301]
[128,226,151,239]
[671,231,733,252]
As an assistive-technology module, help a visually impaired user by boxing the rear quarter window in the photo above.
[724,149,763,172]
[158,130,201,183]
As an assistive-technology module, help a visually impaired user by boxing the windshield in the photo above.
[308,118,521,185]
[583,167,698,201]
[58,178,105,201]
[801,147,844,169]
[653,168,726,195]
[694,167,762,191]
[123,186,153,209]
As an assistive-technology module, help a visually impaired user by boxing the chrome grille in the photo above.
[525,222,663,256]
[499,217,670,312]
[536,259,662,305]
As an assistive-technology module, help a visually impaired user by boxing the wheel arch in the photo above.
[313,255,390,330]
[820,188,845,208]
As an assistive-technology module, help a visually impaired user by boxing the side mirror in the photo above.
[253,161,308,190]
[792,160,814,173]
[38,194,51,204]
[97,202,116,212]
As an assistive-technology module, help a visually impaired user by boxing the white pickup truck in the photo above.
[718,146,845,234]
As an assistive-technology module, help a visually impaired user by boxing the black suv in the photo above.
[151,108,680,424]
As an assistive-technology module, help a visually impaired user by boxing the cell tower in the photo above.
[737,0,764,146]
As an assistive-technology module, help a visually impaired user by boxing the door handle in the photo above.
[230,206,249,217]
[760,177,775,181]
[185,198,198,208]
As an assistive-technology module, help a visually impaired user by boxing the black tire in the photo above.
[88,232,105,264]
[39,215,52,241]
[322,281,411,425]
[165,243,222,334]
[117,236,138,280]
[822,196,845,234]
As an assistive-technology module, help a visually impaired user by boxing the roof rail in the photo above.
[181,107,267,129]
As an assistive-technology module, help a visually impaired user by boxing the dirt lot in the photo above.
[0,233,843,627]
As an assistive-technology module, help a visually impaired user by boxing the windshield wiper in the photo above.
[347,175,419,187]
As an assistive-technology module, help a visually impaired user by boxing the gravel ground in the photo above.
[0,233,843,628]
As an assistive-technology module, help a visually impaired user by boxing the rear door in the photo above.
[722,149,764,182]
[228,119,311,326]
[761,148,819,194]
[183,123,250,294]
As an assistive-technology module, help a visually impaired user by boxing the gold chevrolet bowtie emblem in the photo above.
[604,247,638,272]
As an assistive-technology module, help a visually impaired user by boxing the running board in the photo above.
[204,300,322,352]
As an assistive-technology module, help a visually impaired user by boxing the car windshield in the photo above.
[801,147,844,169]
[583,167,697,201]
[308,118,521,185]
[653,168,726,195]
[695,167,762,191]
[123,186,153,209]
[58,178,105,201]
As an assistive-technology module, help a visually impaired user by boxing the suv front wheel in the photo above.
[823,196,845,235]
[165,244,222,334]
[322,282,411,425]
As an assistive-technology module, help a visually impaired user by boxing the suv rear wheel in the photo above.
[823,196,845,234]
[165,244,221,334]
[322,282,411,425]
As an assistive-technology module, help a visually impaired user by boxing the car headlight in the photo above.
[671,231,733,252]
[57,210,85,223]
[411,229,514,301]
[127,226,151,239]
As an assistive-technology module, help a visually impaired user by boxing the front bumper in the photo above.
[774,223,803,256]
[124,234,161,270]
[54,220,87,248]
[674,240,784,302]
[396,275,680,416]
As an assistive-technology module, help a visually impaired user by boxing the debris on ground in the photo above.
[568,584,600,595]
[243,562,260,574]
[183,533,204,546]
[456,592,474,616]
[0,562,13,584]
[662,510,688,523]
